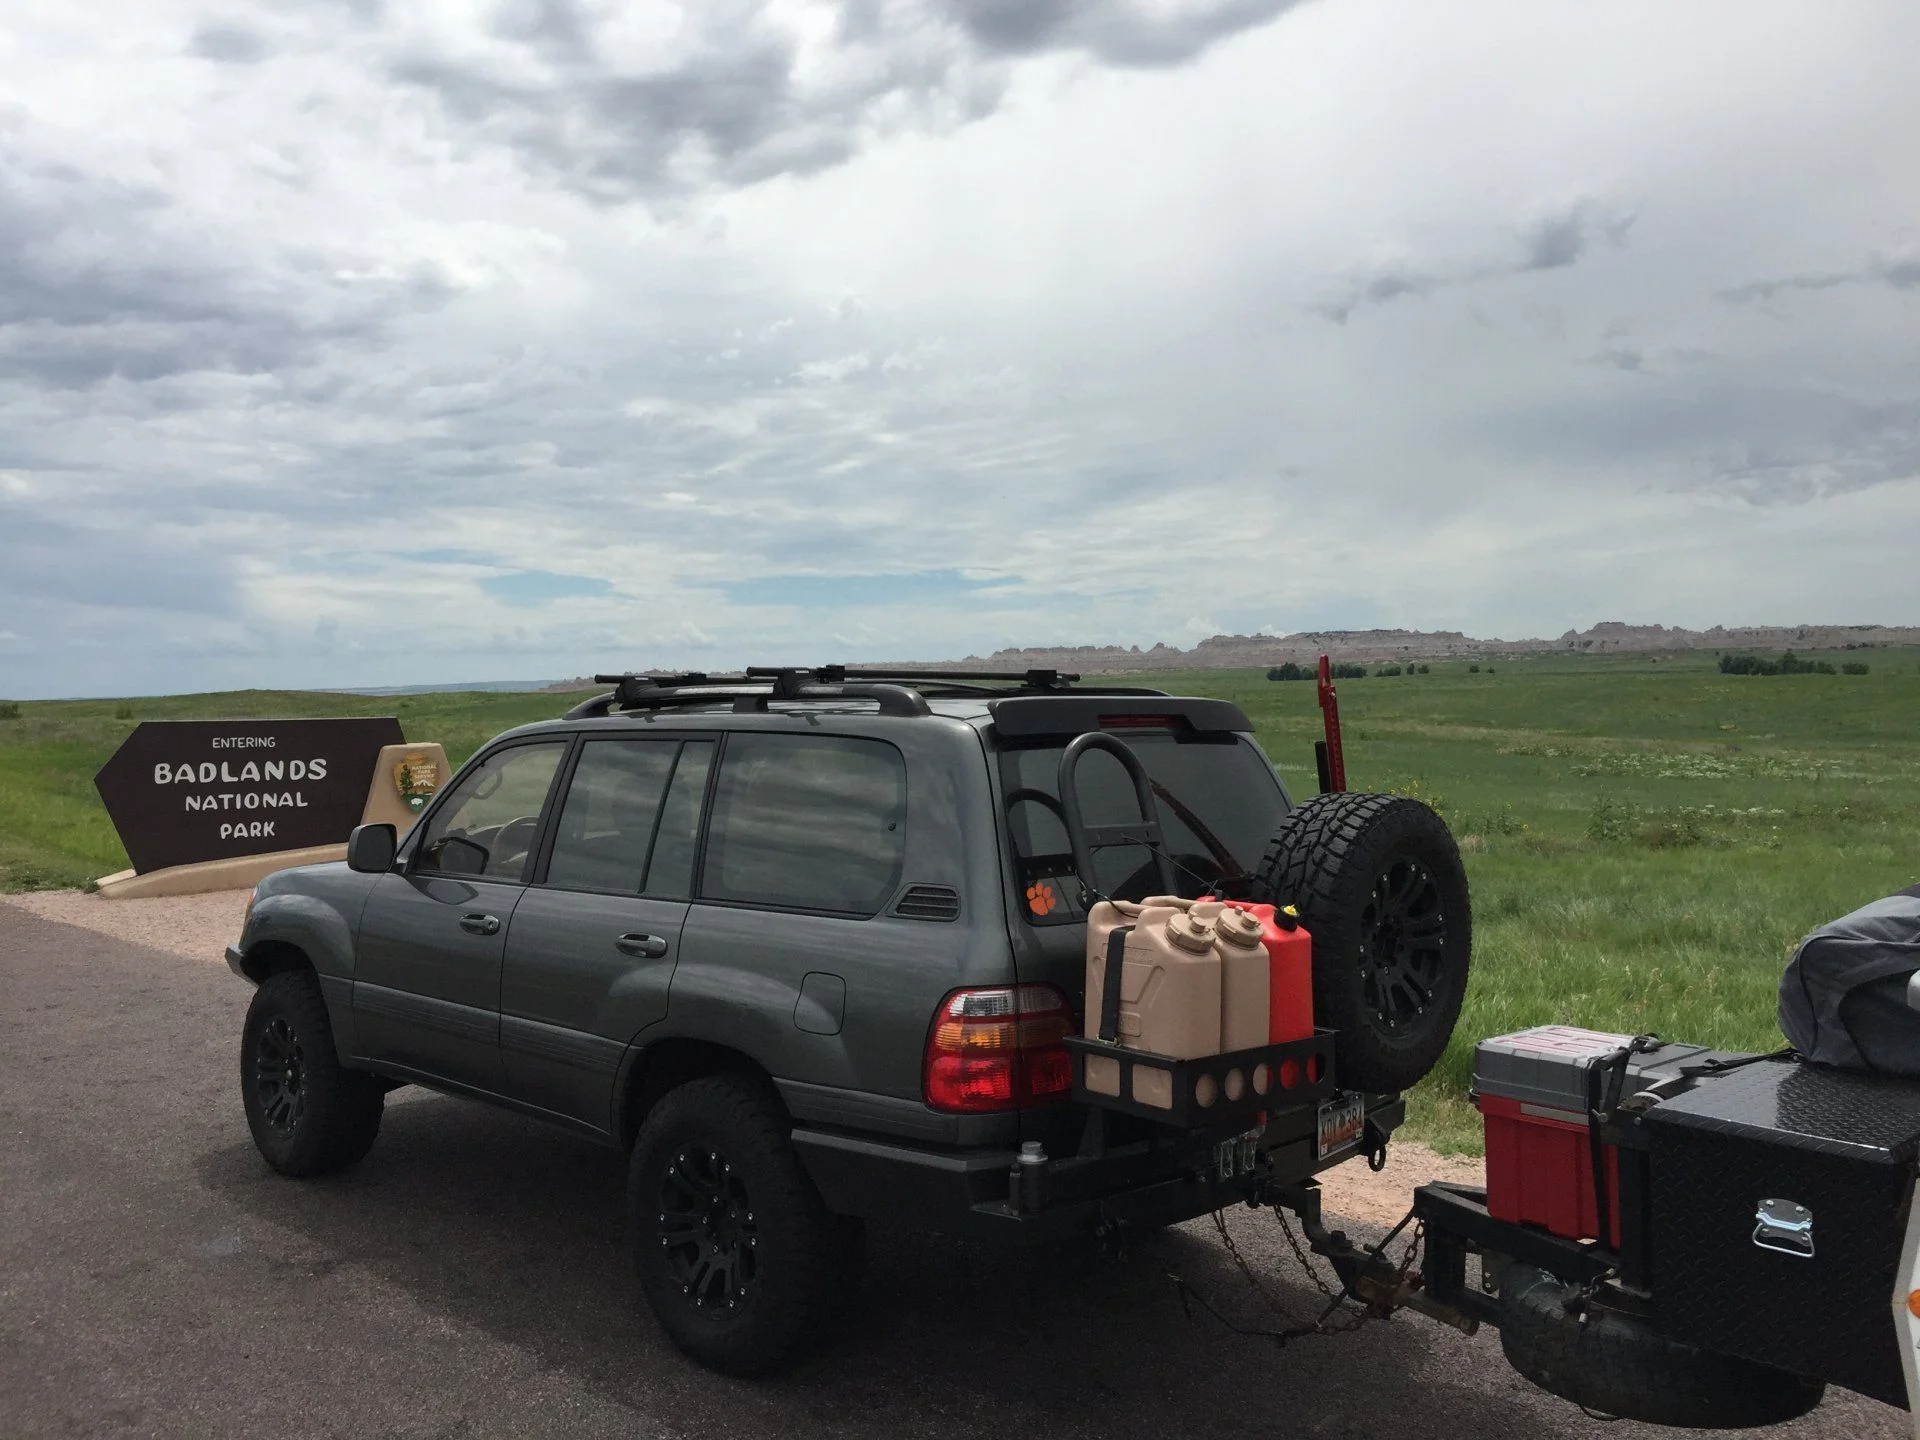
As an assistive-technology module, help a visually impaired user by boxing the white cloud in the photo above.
[1,0,1918,697]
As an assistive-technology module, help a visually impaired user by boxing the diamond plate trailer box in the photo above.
[1473,1026,1729,1245]
[1644,1057,1920,1407]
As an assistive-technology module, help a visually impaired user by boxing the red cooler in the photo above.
[1474,1026,1715,1245]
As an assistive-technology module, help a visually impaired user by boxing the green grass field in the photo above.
[5,649,1917,1153]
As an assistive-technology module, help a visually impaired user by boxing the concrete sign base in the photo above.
[94,742,453,901]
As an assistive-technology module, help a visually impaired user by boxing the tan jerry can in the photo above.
[1083,899,1222,1109]
[1210,904,1273,1053]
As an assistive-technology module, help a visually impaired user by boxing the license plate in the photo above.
[1316,1093,1366,1160]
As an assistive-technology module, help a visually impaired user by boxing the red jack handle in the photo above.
[1315,654,1347,793]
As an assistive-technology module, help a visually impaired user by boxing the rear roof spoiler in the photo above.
[986,695,1253,738]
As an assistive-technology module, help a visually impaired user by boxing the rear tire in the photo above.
[240,970,385,1177]
[629,1074,856,1375]
[1254,793,1470,1093]
[1499,1265,1825,1428]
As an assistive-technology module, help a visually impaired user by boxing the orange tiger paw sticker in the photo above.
[1026,881,1058,917]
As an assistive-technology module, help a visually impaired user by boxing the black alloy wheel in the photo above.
[1359,855,1449,1036]
[658,1144,760,1316]
[252,1015,308,1136]
[239,968,385,1177]
[629,1073,858,1374]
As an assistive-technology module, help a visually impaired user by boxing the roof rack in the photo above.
[561,665,1167,720]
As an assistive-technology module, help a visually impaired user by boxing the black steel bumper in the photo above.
[793,1093,1405,1242]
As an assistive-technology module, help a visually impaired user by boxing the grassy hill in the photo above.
[5,648,1917,1151]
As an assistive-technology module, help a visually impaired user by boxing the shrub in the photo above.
[1377,664,1402,677]
[0,701,18,720]
[114,703,135,721]
[1468,664,1479,673]
[1329,662,1368,680]
[1842,662,1870,675]
[1639,812,1707,849]
[1417,663,1430,673]
[1586,797,1631,844]
[1720,650,1836,676]
[1267,663,1309,681]
[1460,803,1528,837]
[1386,778,1450,819]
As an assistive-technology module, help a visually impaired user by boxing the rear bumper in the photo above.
[794,1093,1405,1241]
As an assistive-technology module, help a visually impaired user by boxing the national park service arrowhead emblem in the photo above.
[393,751,442,813]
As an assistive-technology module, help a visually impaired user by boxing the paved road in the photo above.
[1,903,1907,1440]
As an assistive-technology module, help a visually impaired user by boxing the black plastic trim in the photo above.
[353,982,497,1044]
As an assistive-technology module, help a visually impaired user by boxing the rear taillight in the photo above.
[923,984,1076,1113]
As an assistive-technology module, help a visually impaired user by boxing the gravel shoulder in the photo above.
[2,886,251,965]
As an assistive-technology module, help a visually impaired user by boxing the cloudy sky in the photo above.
[3,0,1917,697]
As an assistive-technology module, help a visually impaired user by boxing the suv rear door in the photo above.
[496,736,715,1130]
[672,732,924,1102]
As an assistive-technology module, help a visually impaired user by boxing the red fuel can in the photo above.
[1223,901,1314,1044]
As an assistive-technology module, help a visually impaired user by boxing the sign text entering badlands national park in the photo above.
[94,718,404,874]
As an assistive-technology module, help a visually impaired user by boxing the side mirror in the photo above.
[347,823,398,874]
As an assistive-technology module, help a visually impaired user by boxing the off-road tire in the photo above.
[1253,792,1470,1093]
[240,969,385,1177]
[1499,1265,1825,1428]
[629,1073,856,1375]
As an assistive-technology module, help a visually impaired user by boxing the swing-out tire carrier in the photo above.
[796,1092,1406,1243]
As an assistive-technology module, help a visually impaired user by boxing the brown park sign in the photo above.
[95,718,405,874]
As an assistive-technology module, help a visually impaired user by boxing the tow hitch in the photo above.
[1168,1175,1481,1348]
[1265,1180,1482,1336]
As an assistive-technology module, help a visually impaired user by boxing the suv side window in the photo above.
[413,742,565,881]
[544,740,679,894]
[700,734,905,916]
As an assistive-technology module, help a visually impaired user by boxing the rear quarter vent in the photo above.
[893,884,961,922]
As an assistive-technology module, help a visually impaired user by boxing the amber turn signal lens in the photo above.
[1906,1289,1920,1320]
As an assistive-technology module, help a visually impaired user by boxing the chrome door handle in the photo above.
[616,932,669,960]
[460,912,501,936]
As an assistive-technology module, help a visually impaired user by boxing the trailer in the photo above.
[1252,1034,1920,1433]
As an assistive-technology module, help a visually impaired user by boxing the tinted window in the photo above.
[1001,732,1287,921]
[644,742,713,900]
[545,741,678,893]
[701,735,906,915]
[414,742,565,882]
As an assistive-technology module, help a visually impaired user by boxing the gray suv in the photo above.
[228,667,1470,1373]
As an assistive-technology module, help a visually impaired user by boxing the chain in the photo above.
[1169,1203,1433,1351]
[1272,1207,1345,1302]
[1210,1210,1317,1325]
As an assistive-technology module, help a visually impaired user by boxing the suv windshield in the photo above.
[999,730,1290,924]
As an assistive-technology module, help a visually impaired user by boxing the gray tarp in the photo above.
[1779,887,1920,1076]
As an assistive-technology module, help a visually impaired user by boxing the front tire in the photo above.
[629,1074,856,1375]
[240,970,385,1177]
[1254,792,1471,1093]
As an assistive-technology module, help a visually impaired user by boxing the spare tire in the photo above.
[1499,1264,1825,1428]
[1253,792,1470,1093]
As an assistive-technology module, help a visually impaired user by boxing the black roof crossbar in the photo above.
[835,666,1079,689]
[559,665,1170,721]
